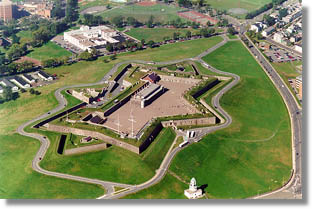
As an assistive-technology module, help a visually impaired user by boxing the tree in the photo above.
[173,32,180,40]
[78,51,93,61]
[7,43,27,61]
[263,14,276,26]
[11,34,20,44]
[127,17,139,27]
[0,54,5,65]
[178,0,192,8]
[185,30,192,38]
[2,86,18,101]
[146,15,154,28]
[110,54,117,60]
[147,40,155,48]
[65,0,79,23]
[112,16,124,27]
[227,27,236,35]
[106,43,114,52]
[279,8,288,19]
[52,0,64,19]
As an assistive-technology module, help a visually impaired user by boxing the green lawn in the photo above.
[227,34,238,39]
[169,41,292,198]
[38,128,176,185]
[16,30,32,39]
[125,28,199,42]
[0,134,104,198]
[100,4,185,23]
[127,40,292,199]
[122,173,188,199]
[79,0,119,12]
[204,0,272,12]
[27,41,72,61]
[0,37,223,198]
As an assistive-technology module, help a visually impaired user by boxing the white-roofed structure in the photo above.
[64,25,120,52]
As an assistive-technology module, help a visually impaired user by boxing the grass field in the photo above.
[26,41,72,61]
[170,41,292,198]
[0,37,223,198]
[125,28,200,42]
[125,40,292,199]
[79,0,115,12]
[38,128,175,184]
[100,4,185,23]
[123,173,188,199]
[0,134,104,198]
[204,0,272,12]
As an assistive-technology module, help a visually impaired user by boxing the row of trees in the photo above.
[245,0,287,19]
[0,86,19,104]
[0,61,34,76]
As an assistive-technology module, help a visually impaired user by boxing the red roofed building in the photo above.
[143,72,159,84]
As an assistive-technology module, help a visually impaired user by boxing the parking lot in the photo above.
[264,45,301,63]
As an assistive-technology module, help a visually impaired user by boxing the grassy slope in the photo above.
[0,134,104,199]
[125,28,199,42]
[27,41,72,60]
[125,40,292,199]
[123,173,188,199]
[39,128,175,184]
[0,37,223,198]
[100,4,184,22]
[170,41,292,198]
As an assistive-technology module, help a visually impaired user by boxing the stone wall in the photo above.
[161,117,216,127]
[72,90,90,103]
[64,143,107,155]
[159,75,201,84]
[45,124,140,154]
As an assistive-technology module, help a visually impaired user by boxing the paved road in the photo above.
[16,33,300,199]
[242,34,302,199]
[16,35,230,196]
[265,37,303,57]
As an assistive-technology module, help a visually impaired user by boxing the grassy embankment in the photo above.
[0,36,223,198]
[123,40,292,199]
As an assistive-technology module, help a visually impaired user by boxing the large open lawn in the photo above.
[26,41,72,61]
[123,40,292,199]
[204,0,272,12]
[170,41,292,198]
[38,127,175,184]
[123,173,188,199]
[0,37,223,198]
[0,134,104,198]
[125,28,199,42]
[100,4,185,23]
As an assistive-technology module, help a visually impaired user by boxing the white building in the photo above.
[262,26,275,37]
[273,32,284,43]
[64,25,120,52]
[184,177,203,199]
[295,44,302,53]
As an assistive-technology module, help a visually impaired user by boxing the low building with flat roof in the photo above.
[0,78,19,92]
[9,76,31,89]
[21,74,35,83]
[64,25,121,52]
[38,70,53,81]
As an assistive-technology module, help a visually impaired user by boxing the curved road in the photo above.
[16,33,298,199]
